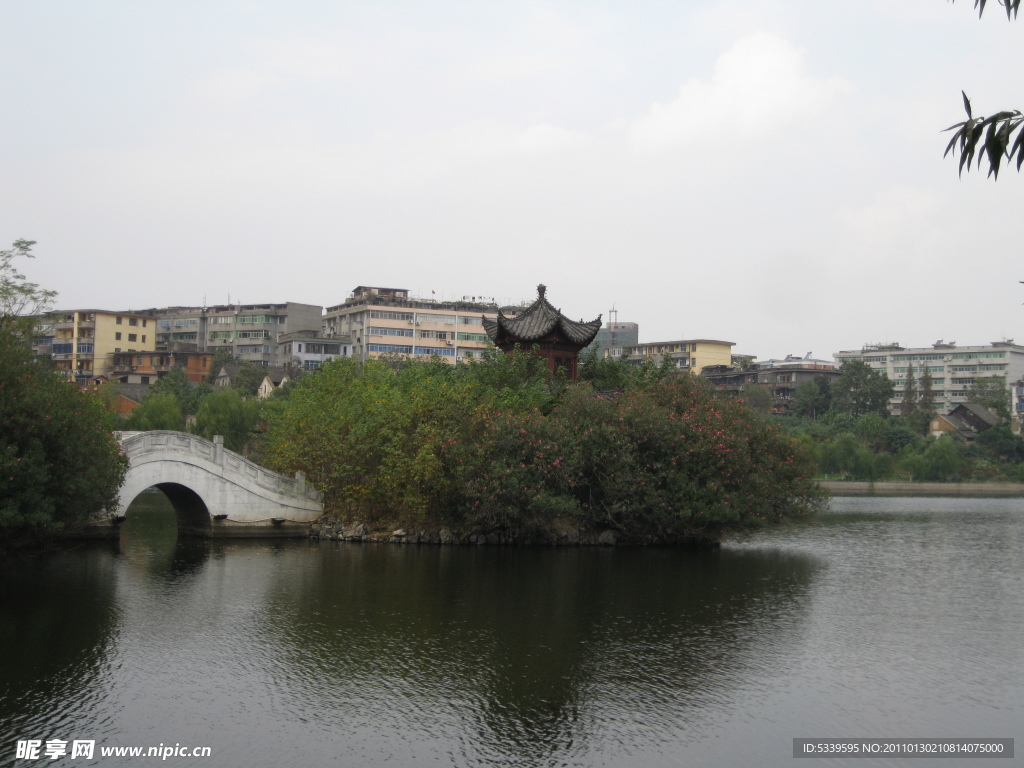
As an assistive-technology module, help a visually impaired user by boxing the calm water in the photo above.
[1,494,1022,767]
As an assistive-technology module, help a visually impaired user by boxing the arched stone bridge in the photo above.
[106,431,323,537]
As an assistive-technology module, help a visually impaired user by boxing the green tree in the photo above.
[902,363,918,420]
[790,375,832,418]
[1,333,127,546]
[125,392,184,431]
[738,381,772,413]
[919,371,936,419]
[967,375,1010,419]
[150,364,212,415]
[204,349,238,385]
[578,348,633,391]
[0,240,57,337]
[229,363,267,398]
[831,361,894,418]
[195,388,261,453]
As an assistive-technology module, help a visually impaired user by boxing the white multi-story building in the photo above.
[323,286,523,364]
[277,331,352,371]
[834,341,1024,417]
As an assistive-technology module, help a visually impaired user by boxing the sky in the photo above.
[2,0,1023,359]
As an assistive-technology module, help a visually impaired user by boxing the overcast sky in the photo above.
[2,1,1022,359]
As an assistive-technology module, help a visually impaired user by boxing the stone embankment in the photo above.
[310,521,718,547]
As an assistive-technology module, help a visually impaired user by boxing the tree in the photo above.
[902,363,918,420]
[195,388,261,453]
[150,364,212,415]
[919,371,936,418]
[1,332,127,546]
[830,360,894,418]
[0,240,56,337]
[204,349,238,385]
[790,375,832,418]
[124,392,184,431]
[944,2,1023,177]
[738,382,772,413]
[967,375,1010,419]
[230,363,267,398]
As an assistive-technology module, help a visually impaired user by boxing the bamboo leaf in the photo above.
[962,90,973,119]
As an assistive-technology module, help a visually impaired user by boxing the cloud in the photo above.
[626,31,849,152]
[192,36,354,105]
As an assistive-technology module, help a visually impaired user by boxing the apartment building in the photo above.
[834,341,1024,416]
[605,338,734,373]
[323,286,519,364]
[143,302,323,367]
[110,349,214,385]
[702,355,840,414]
[277,331,353,371]
[41,310,156,384]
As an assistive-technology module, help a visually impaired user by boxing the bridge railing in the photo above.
[116,431,321,502]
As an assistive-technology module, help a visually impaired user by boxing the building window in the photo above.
[116,316,123,325]
[141,376,150,384]
[142,335,146,342]
[115,332,122,340]
[128,334,137,342]
[129,318,138,326]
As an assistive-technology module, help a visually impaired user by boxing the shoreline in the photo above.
[821,480,1024,497]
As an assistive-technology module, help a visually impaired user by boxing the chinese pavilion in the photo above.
[482,285,602,382]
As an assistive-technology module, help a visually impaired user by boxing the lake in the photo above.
[1,495,1021,767]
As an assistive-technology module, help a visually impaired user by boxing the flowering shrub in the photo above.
[445,377,823,540]
[258,355,823,539]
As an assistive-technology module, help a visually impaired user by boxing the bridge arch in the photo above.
[111,431,322,538]
[122,482,213,536]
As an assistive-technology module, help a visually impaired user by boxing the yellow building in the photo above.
[606,338,734,373]
[47,310,156,384]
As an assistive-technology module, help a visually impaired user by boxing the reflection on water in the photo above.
[0,496,1021,767]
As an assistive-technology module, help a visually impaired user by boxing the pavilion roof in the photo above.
[482,285,601,346]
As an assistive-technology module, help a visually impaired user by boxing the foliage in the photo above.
[195,388,262,453]
[446,378,822,540]
[204,349,238,385]
[738,382,772,413]
[0,332,128,545]
[780,405,1024,482]
[149,364,212,415]
[577,348,676,392]
[257,354,822,539]
[918,371,936,420]
[830,361,894,418]
[229,363,268,398]
[902,364,918,420]
[790,375,832,418]
[0,240,57,337]
[966,375,1010,419]
[944,3,1022,177]
[124,392,184,431]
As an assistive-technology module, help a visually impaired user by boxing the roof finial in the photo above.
[537,284,547,298]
